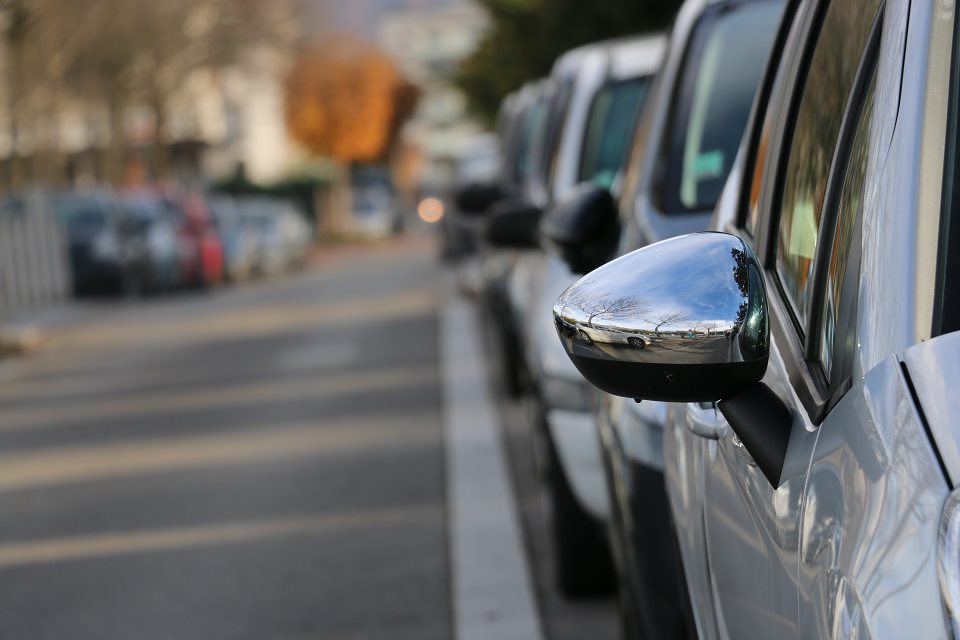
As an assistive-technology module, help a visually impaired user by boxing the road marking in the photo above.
[0,412,436,492]
[441,296,544,640]
[275,342,359,373]
[0,504,443,569]
[0,365,436,432]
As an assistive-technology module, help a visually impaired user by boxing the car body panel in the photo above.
[798,354,949,639]
[546,409,610,520]
[902,332,960,487]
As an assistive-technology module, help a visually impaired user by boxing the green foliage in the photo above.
[457,0,683,122]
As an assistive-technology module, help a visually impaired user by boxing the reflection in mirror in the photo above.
[553,232,768,401]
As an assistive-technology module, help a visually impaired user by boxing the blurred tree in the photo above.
[456,0,683,122]
[284,36,419,234]
[284,36,419,164]
[2,0,298,187]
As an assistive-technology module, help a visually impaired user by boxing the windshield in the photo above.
[657,0,784,213]
[579,77,653,189]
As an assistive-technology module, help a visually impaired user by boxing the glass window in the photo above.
[775,0,880,327]
[819,72,876,376]
[656,0,784,213]
[579,78,653,189]
[516,99,547,186]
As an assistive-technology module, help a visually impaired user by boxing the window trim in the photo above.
[805,8,884,367]
[752,0,885,424]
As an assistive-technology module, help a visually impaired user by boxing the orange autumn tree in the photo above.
[285,37,419,164]
[285,37,419,234]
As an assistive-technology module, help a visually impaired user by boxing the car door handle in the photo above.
[686,403,727,440]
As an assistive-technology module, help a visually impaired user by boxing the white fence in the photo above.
[0,193,71,317]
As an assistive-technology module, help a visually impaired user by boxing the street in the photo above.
[0,235,615,640]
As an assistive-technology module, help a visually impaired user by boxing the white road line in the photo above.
[441,296,544,640]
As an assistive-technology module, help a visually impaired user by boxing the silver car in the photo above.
[554,0,960,637]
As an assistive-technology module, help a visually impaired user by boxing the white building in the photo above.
[375,0,489,189]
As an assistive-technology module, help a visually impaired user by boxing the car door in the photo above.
[694,1,884,636]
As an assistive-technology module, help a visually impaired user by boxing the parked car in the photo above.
[120,194,181,293]
[238,198,311,276]
[442,133,501,261]
[541,0,786,633]
[172,194,225,289]
[552,0,960,638]
[208,195,255,283]
[467,79,557,398]
[352,184,396,239]
[55,193,149,296]
[488,35,667,598]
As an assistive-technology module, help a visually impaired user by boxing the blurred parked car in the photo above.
[552,0,960,638]
[121,194,181,293]
[208,195,255,283]
[238,198,311,276]
[485,35,667,598]
[56,193,149,296]
[540,0,786,634]
[351,185,396,239]
[442,134,501,260]
[171,194,225,289]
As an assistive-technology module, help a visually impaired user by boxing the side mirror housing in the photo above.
[540,184,620,274]
[455,182,506,215]
[554,232,768,402]
[486,199,543,249]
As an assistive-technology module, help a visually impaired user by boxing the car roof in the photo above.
[553,33,667,82]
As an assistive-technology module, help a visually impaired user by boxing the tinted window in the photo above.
[579,78,652,189]
[657,0,784,213]
[517,98,548,187]
[775,0,881,327]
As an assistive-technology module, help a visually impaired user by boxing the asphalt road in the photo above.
[0,235,617,640]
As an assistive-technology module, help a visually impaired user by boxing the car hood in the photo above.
[901,331,960,487]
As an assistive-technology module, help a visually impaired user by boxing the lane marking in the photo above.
[0,504,443,569]
[275,342,359,373]
[0,365,436,432]
[0,412,436,492]
[441,297,544,640]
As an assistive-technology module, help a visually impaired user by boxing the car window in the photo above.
[517,98,548,187]
[543,79,573,190]
[775,0,881,329]
[819,71,877,377]
[579,78,652,190]
[655,0,784,214]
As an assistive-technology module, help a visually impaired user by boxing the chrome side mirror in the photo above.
[553,232,768,402]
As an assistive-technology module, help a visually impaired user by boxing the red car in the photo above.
[171,193,224,288]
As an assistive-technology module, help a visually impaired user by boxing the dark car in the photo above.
[121,194,181,293]
[56,193,148,296]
